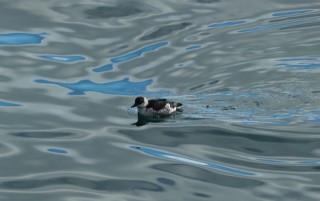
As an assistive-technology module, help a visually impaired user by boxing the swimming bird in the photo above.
[131,96,183,117]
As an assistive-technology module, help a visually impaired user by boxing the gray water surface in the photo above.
[1,0,320,200]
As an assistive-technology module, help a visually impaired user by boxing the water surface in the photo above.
[1,0,320,200]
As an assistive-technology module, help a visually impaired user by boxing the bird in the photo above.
[131,96,183,117]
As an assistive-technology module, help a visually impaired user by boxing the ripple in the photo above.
[254,157,320,166]
[275,57,320,71]
[92,64,113,72]
[52,1,160,28]
[47,148,68,155]
[193,192,211,198]
[37,55,86,63]
[0,101,20,107]
[84,4,143,19]
[153,164,263,188]
[196,0,220,3]
[164,90,320,125]
[270,10,319,22]
[236,17,320,33]
[185,45,202,50]
[140,23,192,41]
[110,41,168,63]
[205,8,320,34]
[35,145,97,164]
[10,130,84,139]
[157,178,175,186]
[281,21,320,30]
[208,20,249,28]
[120,125,320,162]
[0,174,163,192]
[272,9,315,17]
[131,146,256,176]
[93,41,168,72]
[0,142,17,158]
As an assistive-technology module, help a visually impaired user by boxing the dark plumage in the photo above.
[131,97,145,107]
[147,99,182,111]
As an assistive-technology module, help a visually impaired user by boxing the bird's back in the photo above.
[147,99,182,111]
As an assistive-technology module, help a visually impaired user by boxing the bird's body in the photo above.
[131,96,182,117]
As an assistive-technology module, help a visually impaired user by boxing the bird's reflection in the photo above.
[132,114,166,127]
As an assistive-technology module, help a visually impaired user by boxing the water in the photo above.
[1,0,320,200]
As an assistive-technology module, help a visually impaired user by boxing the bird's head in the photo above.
[131,96,148,108]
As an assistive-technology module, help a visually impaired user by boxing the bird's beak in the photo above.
[131,103,137,108]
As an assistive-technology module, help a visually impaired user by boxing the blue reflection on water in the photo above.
[186,45,202,50]
[131,146,256,176]
[272,9,314,17]
[38,55,86,63]
[35,78,170,95]
[0,101,20,107]
[276,63,320,70]
[299,160,320,165]
[278,58,318,61]
[237,21,295,33]
[303,110,320,123]
[275,58,320,71]
[47,148,68,154]
[236,18,319,33]
[208,20,248,28]
[93,41,168,72]
[256,158,284,164]
[93,64,113,72]
[0,33,45,45]
[255,157,320,166]
[111,41,168,63]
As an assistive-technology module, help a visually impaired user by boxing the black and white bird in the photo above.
[131,96,183,117]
